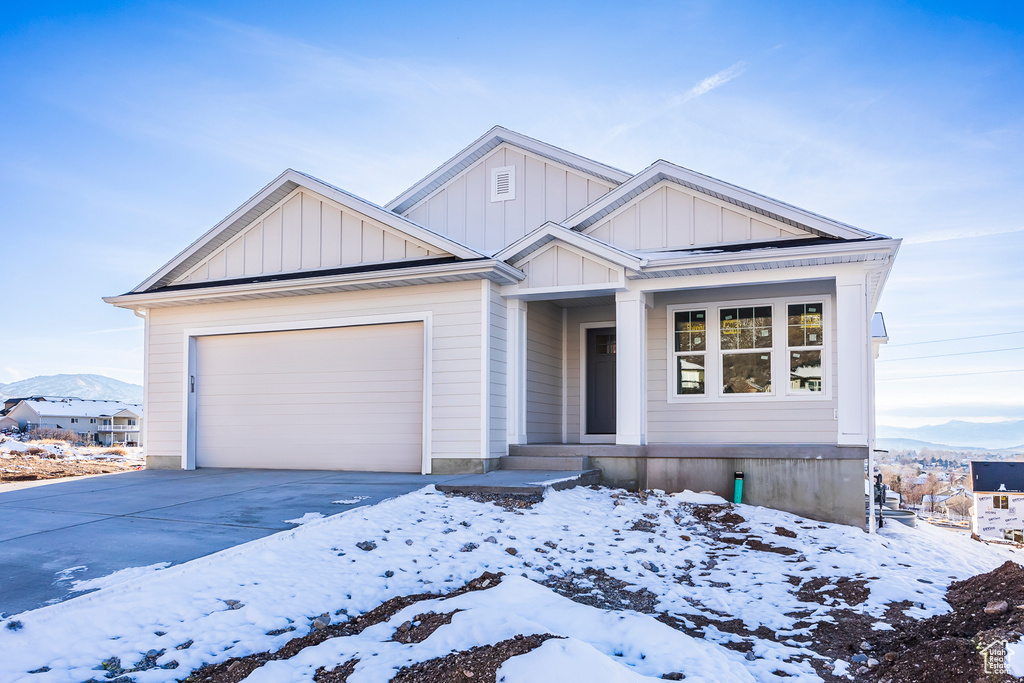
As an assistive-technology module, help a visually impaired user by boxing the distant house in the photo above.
[970,461,1024,542]
[5,398,143,446]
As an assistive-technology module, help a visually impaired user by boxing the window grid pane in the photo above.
[674,310,706,353]
[722,352,772,393]
[676,355,705,395]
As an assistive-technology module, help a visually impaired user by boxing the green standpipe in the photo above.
[733,471,744,504]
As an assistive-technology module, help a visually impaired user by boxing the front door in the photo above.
[586,327,616,435]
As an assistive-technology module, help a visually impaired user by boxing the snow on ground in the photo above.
[0,437,144,462]
[0,486,1019,683]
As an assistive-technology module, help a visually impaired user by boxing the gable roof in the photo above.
[384,126,633,216]
[495,222,642,270]
[565,160,883,241]
[971,461,1024,494]
[134,169,484,293]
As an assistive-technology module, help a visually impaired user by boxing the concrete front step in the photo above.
[436,469,601,496]
[498,455,591,471]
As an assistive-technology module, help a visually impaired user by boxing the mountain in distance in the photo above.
[0,374,143,404]
[877,419,1024,451]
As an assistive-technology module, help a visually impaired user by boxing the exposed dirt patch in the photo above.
[796,576,870,606]
[181,573,503,683]
[774,526,798,538]
[688,504,746,527]
[443,491,542,510]
[313,658,358,682]
[629,518,659,532]
[542,567,659,613]
[0,452,138,482]
[866,561,1024,682]
[389,633,559,682]
[391,611,460,644]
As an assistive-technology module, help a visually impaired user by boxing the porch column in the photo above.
[836,271,870,446]
[506,298,528,446]
[615,290,648,446]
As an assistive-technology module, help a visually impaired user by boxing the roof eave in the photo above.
[105,259,524,310]
[132,170,485,294]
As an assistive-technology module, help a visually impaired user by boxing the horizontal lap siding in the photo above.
[526,300,562,443]
[144,280,482,465]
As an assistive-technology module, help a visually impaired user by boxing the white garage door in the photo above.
[195,322,424,472]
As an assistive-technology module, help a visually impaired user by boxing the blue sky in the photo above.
[1,1,1021,427]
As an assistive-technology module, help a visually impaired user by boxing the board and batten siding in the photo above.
[526,300,563,443]
[519,244,620,290]
[404,144,614,254]
[144,280,483,467]
[173,189,447,286]
[646,284,839,444]
[583,181,810,252]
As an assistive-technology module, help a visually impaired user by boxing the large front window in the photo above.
[720,306,772,394]
[668,297,829,401]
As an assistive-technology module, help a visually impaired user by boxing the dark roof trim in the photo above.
[647,236,866,256]
[136,256,466,295]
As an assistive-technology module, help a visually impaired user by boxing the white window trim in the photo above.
[666,295,832,404]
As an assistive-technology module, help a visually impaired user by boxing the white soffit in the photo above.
[134,169,483,293]
[384,126,632,215]
[566,160,884,241]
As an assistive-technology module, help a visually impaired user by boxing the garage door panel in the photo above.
[196,322,424,472]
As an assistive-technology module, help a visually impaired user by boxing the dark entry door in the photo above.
[586,327,616,435]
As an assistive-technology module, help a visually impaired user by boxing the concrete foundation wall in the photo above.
[645,457,865,527]
[509,443,867,527]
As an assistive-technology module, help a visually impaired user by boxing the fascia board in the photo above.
[134,169,297,293]
[567,160,883,241]
[496,222,642,270]
[133,170,483,294]
[641,238,901,271]
[105,260,524,309]
[384,126,632,213]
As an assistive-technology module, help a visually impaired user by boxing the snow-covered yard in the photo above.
[1,486,1020,682]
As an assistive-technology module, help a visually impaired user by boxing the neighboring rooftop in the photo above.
[970,461,1024,494]
[13,398,143,419]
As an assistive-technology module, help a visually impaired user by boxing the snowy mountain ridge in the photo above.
[0,374,142,404]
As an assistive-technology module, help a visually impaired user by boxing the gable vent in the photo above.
[491,165,516,202]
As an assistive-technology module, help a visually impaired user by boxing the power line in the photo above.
[878,346,1024,362]
[877,368,1024,382]
[886,330,1024,347]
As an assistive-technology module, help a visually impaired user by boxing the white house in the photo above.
[971,461,1024,542]
[6,398,143,446]
[105,126,900,526]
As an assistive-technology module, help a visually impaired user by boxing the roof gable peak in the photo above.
[567,159,885,241]
[385,126,632,216]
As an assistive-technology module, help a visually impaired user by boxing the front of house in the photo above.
[105,127,899,526]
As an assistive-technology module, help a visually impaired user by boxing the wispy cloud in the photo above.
[903,226,1024,245]
[601,61,750,145]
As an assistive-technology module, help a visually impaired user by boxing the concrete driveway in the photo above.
[0,468,507,617]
